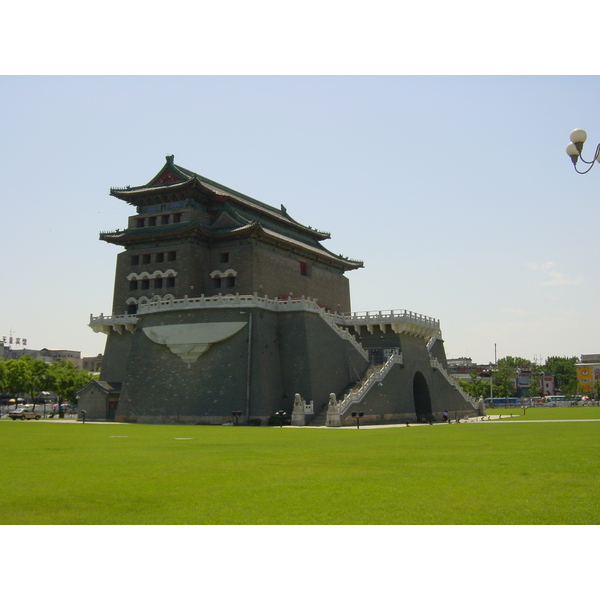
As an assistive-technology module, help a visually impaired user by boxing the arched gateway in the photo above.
[413,371,432,422]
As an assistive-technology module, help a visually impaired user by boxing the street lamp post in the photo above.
[566,128,600,174]
[351,411,364,429]
[275,410,286,428]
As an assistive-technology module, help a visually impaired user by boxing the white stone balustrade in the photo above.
[430,358,478,409]
[89,296,441,363]
[427,335,440,351]
[89,294,370,359]
[88,313,138,334]
[334,309,441,339]
[135,293,321,314]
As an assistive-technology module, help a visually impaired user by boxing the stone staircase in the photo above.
[306,366,378,427]
[303,351,482,427]
[307,406,329,427]
[345,365,379,395]
[307,365,390,427]
[338,351,404,416]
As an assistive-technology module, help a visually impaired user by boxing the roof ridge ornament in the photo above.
[166,154,174,164]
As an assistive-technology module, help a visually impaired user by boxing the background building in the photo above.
[1,344,102,373]
[576,354,600,396]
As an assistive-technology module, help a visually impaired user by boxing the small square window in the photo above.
[148,216,157,226]
[220,252,230,264]
[129,280,138,291]
[226,276,235,288]
[130,255,139,266]
[173,213,182,223]
[168,251,177,261]
[137,218,145,228]
[155,253,164,263]
[161,215,169,225]
[154,278,163,289]
[166,277,175,288]
[141,279,150,290]
[142,255,151,264]
[213,277,222,289]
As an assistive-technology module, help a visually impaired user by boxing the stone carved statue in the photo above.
[326,392,341,427]
[291,393,306,426]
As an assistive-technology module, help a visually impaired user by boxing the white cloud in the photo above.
[502,308,533,316]
[524,262,584,287]
[525,262,553,272]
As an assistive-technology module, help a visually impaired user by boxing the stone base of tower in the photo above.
[85,296,480,426]
[96,296,369,425]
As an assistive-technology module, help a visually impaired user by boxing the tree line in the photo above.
[0,356,94,406]
[458,356,582,398]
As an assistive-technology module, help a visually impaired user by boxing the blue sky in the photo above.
[1,75,598,364]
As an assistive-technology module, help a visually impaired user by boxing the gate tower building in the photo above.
[82,156,482,425]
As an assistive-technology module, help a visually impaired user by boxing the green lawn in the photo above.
[1,409,599,524]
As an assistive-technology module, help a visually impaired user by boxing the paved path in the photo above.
[317,415,600,429]
[0,417,128,424]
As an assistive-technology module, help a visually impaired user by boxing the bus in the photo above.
[544,395,567,405]
[489,397,520,406]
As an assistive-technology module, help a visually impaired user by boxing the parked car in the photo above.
[9,408,40,421]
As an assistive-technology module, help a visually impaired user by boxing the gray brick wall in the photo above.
[112,305,369,424]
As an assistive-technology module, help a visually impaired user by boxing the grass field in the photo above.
[1,407,599,525]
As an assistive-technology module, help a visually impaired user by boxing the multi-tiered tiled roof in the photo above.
[102,155,363,272]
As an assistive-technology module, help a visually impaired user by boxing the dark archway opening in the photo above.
[413,371,433,422]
